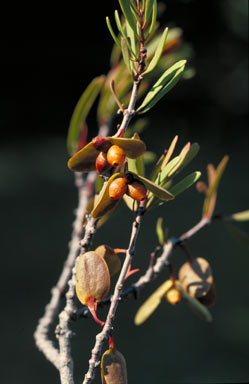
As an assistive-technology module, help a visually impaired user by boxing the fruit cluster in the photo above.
[109,174,147,201]
[95,141,126,173]
[68,134,146,173]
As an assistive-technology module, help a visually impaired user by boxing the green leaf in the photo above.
[150,152,167,182]
[156,217,165,245]
[115,10,137,62]
[114,9,126,38]
[169,172,201,196]
[160,135,178,170]
[128,172,175,201]
[123,193,138,211]
[231,210,249,222]
[134,280,173,325]
[137,60,187,114]
[144,0,154,24]
[203,155,229,217]
[176,282,213,322]
[108,136,146,158]
[126,16,138,59]
[128,155,145,176]
[68,142,99,173]
[223,220,249,252]
[207,155,229,198]
[176,142,200,174]
[106,16,121,49]
[143,27,168,75]
[118,0,137,35]
[157,156,181,185]
[148,0,157,35]
[121,37,133,75]
[67,76,105,155]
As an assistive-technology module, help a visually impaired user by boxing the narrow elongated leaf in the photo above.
[156,217,165,245]
[150,153,166,182]
[207,163,216,186]
[106,16,121,49]
[144,0,154,24]
[137,60,186,114]
[231,210,249,222]
[207,155,229,198]
[119,0,137,34]
[169,172,201,196]
[176,282,213,322]
[121,37,133,74]
[203,155,229,217]
[134,280,173,325]
[157,156,181,185]
[161,135,178,170]
[128,155,144,176]
[143,27,168,75]
[115,10,136,61]
[176,142,200,173]
[168,142,191,176]
[114,10,126,38]
[126,17,138,59]
[223,220,249,252]
[128,172,174,201]
[67,76,105,155]
[148,0,157,35]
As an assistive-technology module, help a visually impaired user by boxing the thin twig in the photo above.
[34,172,92,370]
[55,125,109,384]
[83,201,146,384]
[75,216,211,320]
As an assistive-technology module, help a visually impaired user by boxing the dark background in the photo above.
[1,1,248,383]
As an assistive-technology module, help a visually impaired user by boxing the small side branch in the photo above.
[83,201,145,384]
[34,173,92,370]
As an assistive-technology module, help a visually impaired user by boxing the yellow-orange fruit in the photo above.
[109,177,127,200]
[127,180,147,201]
[107,145,126,167]
[96,152,112,173]
[165,287,181,305]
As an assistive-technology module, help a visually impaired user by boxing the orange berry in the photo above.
[165,287,181,305]
[107,145,126,167]
[127,180,147,201]
[96,152,112,173]
[109,177,127,200]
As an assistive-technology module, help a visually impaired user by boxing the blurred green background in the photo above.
[0,0,248,383]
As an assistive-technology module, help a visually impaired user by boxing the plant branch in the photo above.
[75,216,211,319]
[34,172,93,370]
[82,200,146,384]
